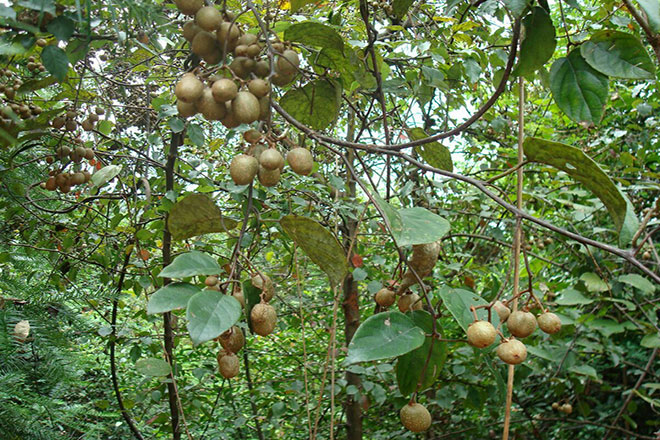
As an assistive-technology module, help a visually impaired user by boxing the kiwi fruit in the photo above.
[258,96,270,121]
[177,100,198,118]
[232,91,260,124]
[88,113,99,122]
[83,171,91,182]
[70,172,86,185]
[218,326,245,353]
[191,30,219,57]
[229,57,255,79]
[81,119,94,131]
[217,21,240,50]
[243,129,262,144]
[374,288,396,308]
[251,303,277,336]
[234,45,249,57]
[276,49,300,76]
[254,60,270,78]
[197,87,227,121]
[211,78,238,102]
[271,71,295,87]
[258,165,280,187]
[221,105,240,128]
[537,312,561,334]
[551,402,560,410]
[246,43,262,58]
[202,49,223,65]
[247,79,270,98]
[237,33,258,46]
[287,147,314,175]
[507,310,537,338]
[398,293,422,313]
[251,272,275,302]
[182,20,201,42]
[205,275,218,286]
[56,146,71,158]
[467,320,497,348]
[496,338,527,364]
[84,148,95,160]
[272,42,285,53]
[560,403,572,414]
[232,285,245,307]
[174,0,203,15]
[400,402,432,433]
[52,116,65,129]
[493,300,510,322]
[175,73,204,103]
[217,350,239,378]
[229,154,258,185]
[65,120,77,131]
[259,149,284,171]
[45,177,57,191]
[195,6,223,31]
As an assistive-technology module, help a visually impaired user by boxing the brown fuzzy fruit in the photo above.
[231,91,260,124]
[560,403,573,414]
[52,116,65,129]
[217,351,239,378]
[175,73,204,103]
[211,78,238,103]
[271,71,295,87]
[191,30,219,57]
[232,285,245,307]
[237,33,258,46]
[70,172,86,185]
[243,129,262,144]
[537,312,561,334]
[398,293,422,313]
[218,326,245,353]
[467,320,497,348]
[258,96,270,121]
[230,154,258,186]
[217,22,240,50]
[182,20,201,42]
[507,311,537,338]
[205,275,218,286]
[400,402,432,433]
[251,273,275,302]
[45,176,57,191]
[197,87,227,121]
[287,147,314,176]
[259,149,284,171]
[174,0,203,15]
[397,241,441,294]
[221,106,239,129]
[251,303,277,336]
[228,56,255,79]
[84,148,95,160]
[496,338,527,365]
[254,60,270,78]
[81,119,94,131]
[247,79,270,98]
[374,288,396,308]
[551,402,559,410]
[258,166,280,187]
[177,100,197,118]
[195,6,223,31]
[493,300,511,322]
[277,49,300,75]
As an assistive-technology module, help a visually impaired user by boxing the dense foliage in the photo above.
[1,0,659,439]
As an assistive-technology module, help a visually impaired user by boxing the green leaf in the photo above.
[587,318,626,337]
[618,274,655,294]
[408,127,453,172]
[641,333,660,348]
[523,137,638,245]
[135,358,171,377]
[393,0,415,18]
[396,311,447,396]
[555,288,594,305]
[41,45,70,81]
[169,117,185,133]
[503,0,531,17]
[159,251,221,279]
[91,165,122,187]
[280,215,348,286]
[187,124,204,147]
[147,282,200,314]
[280,80,341,131]
[244,279,262,334]
[0,6,16,20]
[580,272,609,292]
[283,21,344,51]
[549,50,609,125]
[17,0,55,15]
[345,311,425,364]
[580,30,655,79]
[46,15,75,41]
[397,208,450,246]
[568,365,600,381]
[186,290,241,345]
[369,188,404,237]
[636,0,660,33]
[514,7,556,76]
[167,194,238,241]
[438,286,499,332]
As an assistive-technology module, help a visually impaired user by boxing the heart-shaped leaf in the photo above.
[186,290,241,345]
[158,251,221,279]
[147,282,200,314]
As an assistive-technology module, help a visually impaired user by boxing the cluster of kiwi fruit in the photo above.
[174,0,300,125]
[51,107,105,133]
[41,141,96,193]
[229,128,315,187]
[465,300,562,365]
[551,401,573,414]
[0,68,44,128]
[524,236,554,251]
[206,275,244,379]
[249,271,277,337]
